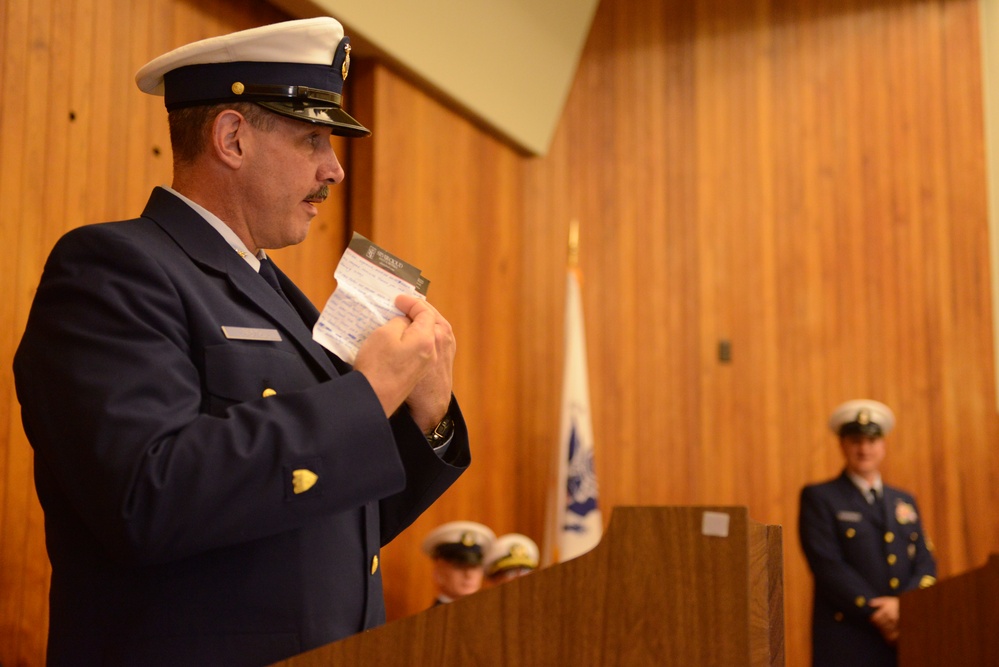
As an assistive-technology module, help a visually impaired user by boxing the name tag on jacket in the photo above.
[221,326,282,342]
[836,511,863,522]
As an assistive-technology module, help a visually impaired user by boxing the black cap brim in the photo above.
[838,421,884,438]
[258,101,370,137]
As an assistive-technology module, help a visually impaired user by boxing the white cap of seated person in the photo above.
[484,533,539,585]
[422,521,495,605]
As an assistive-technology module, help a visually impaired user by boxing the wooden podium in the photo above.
[899,553,999,666]
[272,506,784,666]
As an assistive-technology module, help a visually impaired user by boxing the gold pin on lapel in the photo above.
[292,469,318,494]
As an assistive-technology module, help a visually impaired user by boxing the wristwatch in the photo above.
[426,413,454,446]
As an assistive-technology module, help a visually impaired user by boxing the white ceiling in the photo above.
[268,0,600,155]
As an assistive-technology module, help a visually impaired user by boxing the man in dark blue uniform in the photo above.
[799,399,936,667]
[14,17,469,667]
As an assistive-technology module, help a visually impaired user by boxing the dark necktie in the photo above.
[258,258,293,307]
[869,488,887,523]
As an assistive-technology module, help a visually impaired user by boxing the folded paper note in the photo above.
[313,233,429,364]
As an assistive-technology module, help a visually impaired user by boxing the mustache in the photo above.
[306,185,330,202]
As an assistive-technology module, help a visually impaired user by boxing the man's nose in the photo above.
[320,150,345,184]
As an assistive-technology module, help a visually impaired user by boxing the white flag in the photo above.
[550,269,602,562]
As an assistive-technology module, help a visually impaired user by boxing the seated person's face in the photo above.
[433,560,484,599]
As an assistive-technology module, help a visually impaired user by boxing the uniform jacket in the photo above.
[14,187,470,666]
[799,472,936,667]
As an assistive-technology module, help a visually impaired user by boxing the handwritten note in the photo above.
[312,233,429,364]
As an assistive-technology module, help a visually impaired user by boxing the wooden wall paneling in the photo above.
[935,0,999,574]
[66,0,100,242]
[3,0,999,666]
[519,1,998,666]
[2,0,54,660]
[349,63,531,621]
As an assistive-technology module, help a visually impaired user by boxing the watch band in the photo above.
[426,414,454,446]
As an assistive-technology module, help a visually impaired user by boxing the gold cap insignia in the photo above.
[460,531,475,547]
[510,544,527,558]
[292,468,319,494]
[232,81,245,95]
[342,44,351,80]
[857,409,870,425]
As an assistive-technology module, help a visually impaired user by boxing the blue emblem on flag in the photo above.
[564,424,598,531]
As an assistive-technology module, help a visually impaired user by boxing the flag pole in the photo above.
[568,219,580,270]
[541,219,596,565]
[543,221,581,566]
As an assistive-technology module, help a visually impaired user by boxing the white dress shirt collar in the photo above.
[846,470,883,500]
[162,185,267,271]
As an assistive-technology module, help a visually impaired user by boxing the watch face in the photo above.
[431,416,454,441]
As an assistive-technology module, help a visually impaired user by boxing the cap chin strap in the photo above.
[237,83,343,107]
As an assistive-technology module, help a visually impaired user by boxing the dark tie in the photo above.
[258,258,292,307]
[870,488,887,523]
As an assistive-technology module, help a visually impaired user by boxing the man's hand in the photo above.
[351,294,455,430]
[396,294,455,432]
[869,596,900,645]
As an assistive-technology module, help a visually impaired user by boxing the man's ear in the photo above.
[211,109,246,169]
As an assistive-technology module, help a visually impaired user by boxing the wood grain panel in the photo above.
[518,1,999,665]
[348,61,531,621]
[2,0,998,665]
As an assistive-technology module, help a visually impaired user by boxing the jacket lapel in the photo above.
[140,187,341,379]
